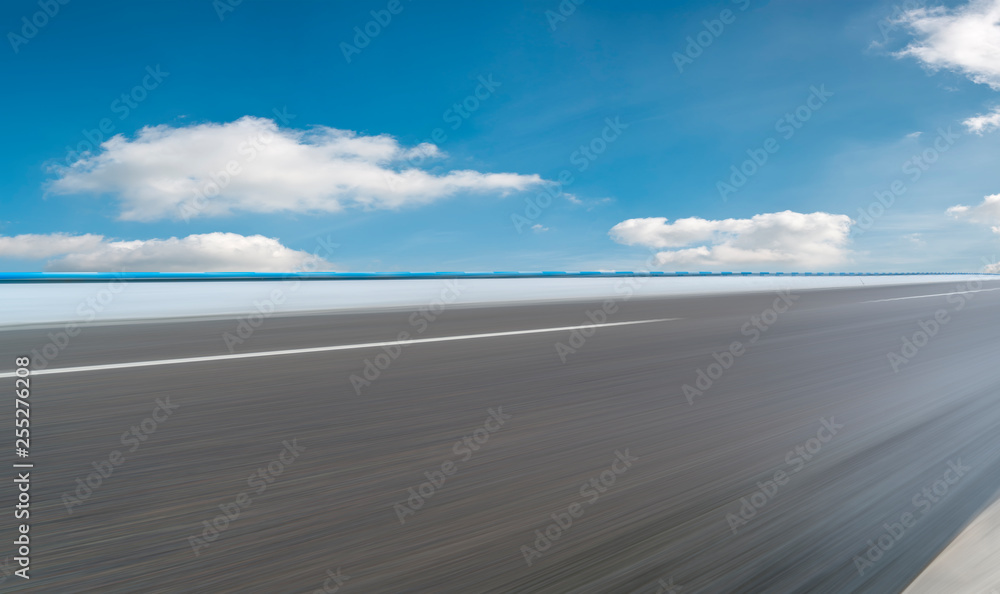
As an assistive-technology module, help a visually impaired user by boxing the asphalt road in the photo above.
[1,279,1000,593]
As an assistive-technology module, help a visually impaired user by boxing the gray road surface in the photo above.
[1,279,999,592]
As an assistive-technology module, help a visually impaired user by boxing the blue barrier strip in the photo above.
[0,271,994,283]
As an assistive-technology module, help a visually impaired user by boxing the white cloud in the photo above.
[531,224,549,232]
[963,106,1000,134]
[985,260,1000,272]
[609,211,854,269]
[0,233,105,259]
[948,193,1000,231]
[895,0,1000,90]
[905,131,923,139]
[0,232,333,272]
[48,117,548,221]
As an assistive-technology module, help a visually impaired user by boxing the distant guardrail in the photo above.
[0,271,995,283]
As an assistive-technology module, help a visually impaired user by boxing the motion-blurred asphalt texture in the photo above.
[2,280,999,592]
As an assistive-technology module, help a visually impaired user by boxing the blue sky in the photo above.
[2,0,1000,272]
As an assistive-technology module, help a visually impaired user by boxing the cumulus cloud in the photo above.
[0,233,105,259]
[947,193,1000,232]
[963,106,1000,134]
[894,0,1000,89]
[609,211,854,269]
[48,117,547,221]
[0,232,333,272]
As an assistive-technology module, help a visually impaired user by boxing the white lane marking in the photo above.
[863,287,1000,303]
[0,318,679,378]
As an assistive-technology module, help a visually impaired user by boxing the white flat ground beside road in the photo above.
[904,490,1000,594]
[0,274,994,327]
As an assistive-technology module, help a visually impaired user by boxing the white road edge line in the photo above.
[863,287,1000,303]
[0,318,680,378]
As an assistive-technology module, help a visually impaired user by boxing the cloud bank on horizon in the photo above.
[609,212,854,269]
[0,232,331,272]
